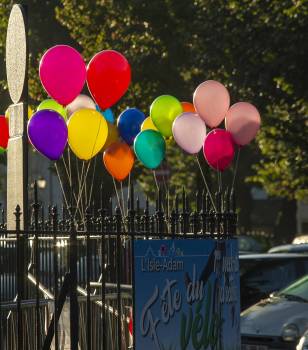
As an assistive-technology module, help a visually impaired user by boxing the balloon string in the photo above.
[88,155,98,208]
[153,170,159,191]
[54,162,69,210]
[161,165,168,194]
[74,160,92,220]
[67,147,73,206]
[232,148,241,190]
[73,115,102,220]
[77,160,85,208]
[219,169,222,192]
[76,159,85,221]
[127,172,131,216]
[195,156,217,212]
[112,177,127,233]
[61,156,79,208]
[120,181,126,216]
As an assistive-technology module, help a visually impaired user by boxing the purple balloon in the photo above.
[28,110,68,160]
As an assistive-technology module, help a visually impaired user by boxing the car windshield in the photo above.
[278,275,308,302]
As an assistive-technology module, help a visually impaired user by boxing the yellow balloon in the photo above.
[28,106,34,119]
[68,109,108,160]
[141,116,158,131]
[5,106,33,120]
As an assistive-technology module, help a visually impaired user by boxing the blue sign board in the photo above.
[134,239,240,350]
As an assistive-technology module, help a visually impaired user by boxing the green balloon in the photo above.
[0,147,6,154]
[150,95,183,137]
[134,130,166,169]
[37,99,67,119]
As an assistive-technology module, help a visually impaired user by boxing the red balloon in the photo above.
[87,50,131,110]
[203,129,235,172]
[0,116,9,149]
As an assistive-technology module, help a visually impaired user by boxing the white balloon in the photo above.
[172,112,207,154]
[67,94,96,117]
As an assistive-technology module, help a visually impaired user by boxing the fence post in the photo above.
[99,185,107,350]
[51,205,59,349]
[32,181,41,349]
[69,208,79,350]
[85,207,92,350]
[115,206,122,350]
[15,205,23,350]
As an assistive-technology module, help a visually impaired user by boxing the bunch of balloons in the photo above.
[26,45,131,179]
[22,44,261,184]
[191,80,261,171]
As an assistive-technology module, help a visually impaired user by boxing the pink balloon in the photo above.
[172,113,207,154]
[225,102,261,146]
[193,80,230,128]
[39,45,86,106]
[203,129,235,172]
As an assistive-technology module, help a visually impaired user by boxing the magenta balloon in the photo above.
[172,112,206,154]
[28,110,68,161]
[225,102,261,146]
[203,129,235,172]
[39,45,86,106]
[193,80,230,128]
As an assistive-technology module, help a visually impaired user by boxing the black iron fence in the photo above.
[0,183,237,350]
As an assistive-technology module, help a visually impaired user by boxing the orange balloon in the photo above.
[181,101,196,113]
[103,141,134,181]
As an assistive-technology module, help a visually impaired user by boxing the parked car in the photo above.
[293,236,308,244]
[241,275,308,350]
[240,253,308,310]
[238,235,264,254]
[268,243,308,254]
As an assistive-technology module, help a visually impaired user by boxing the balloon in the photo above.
[172,113,206,154]
[193,80,230,128]
[37,99,67,119]
[150,95,183,137]
[87,50,131,110]
[141,116,158,132]
[96,105,115,123]
[102,108,115,123]
[134,130,166,169]
[28,110,68,161]
[181,102,196,113]
[28,106,33,119]
[67,94,96,117]
[203,129,235,172]
[0,116,9,149]
[0,147,6,154]
[117,108,146,145]
[103,141,134,181]
[225,102,261,146]
[102,122,119,151]
[68,109,108,160]
[6,106,33,120]
[39,45,86,105]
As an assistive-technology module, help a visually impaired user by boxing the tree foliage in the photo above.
[0,0,307,208]
[55,0,308,200]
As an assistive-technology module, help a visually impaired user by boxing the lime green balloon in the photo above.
[150,95,183,137]
[134,130,166,169]
[0,147,6,154]
[37,99,67,119]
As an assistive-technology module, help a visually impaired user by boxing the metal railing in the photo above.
[0,183,237,349]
